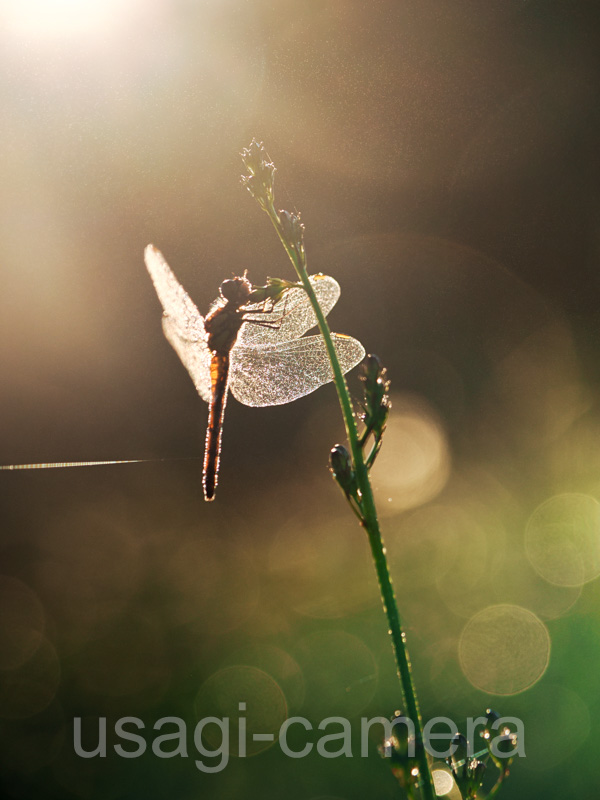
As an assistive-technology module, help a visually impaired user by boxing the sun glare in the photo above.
[1,0,141,41]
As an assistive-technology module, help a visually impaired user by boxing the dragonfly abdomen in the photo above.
[203,352,231,501]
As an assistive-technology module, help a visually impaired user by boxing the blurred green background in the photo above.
[2,1,600,798]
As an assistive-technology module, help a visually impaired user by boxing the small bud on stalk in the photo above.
[278,209,305,260]
[241,139,276,211]
[329,444,358,499]
[359,354,391,468]
[447,734,486,800]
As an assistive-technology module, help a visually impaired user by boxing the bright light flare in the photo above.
[432,768,455,797]
[1,0,142,42]
[459,604,550,695]
[525,493,600,587]
[371,393,450,514]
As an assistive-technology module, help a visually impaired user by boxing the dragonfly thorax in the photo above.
[205,275,253,356]
[219,275,252,307]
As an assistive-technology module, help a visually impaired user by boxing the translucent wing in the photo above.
[161,318,212,402]
[144,244,212,402]
[236,274,341,346]
[144,245,205,340]
[230,334,365,407]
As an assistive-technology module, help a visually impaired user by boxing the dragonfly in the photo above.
[144,244,365,501]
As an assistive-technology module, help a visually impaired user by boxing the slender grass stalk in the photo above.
[486,763,511,799]
[241,141,435,800]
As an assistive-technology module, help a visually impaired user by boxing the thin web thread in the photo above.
[0,457,201,471]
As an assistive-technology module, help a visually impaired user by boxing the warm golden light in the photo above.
[371,393,450,514]
[1,0,142,42]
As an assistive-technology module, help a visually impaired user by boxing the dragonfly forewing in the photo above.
[162,317,212,403]
[145,245,213,402]
[144,245,206,343]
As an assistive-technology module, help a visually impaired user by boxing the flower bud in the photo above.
[278,209,305,251]
[359,354,391,450]
[479,708,501,743]
[361,353,385,392]
[485,708,501,728]
[471,759,486,783]
[449,733,469,778]
[329,444,357,497]
[494,732,518,756]
[240,139,275,208]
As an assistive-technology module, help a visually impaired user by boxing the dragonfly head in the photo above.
[219,275,253,306]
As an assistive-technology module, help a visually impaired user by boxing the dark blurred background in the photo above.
[2,1,600,798]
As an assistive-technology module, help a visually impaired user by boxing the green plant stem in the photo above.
[486,763,510,800]
[263,201,435,800]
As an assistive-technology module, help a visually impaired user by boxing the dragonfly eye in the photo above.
[220,276,252,303]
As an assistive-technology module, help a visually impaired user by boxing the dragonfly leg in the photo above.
[241,318,283,330]
[242,290,295,329]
